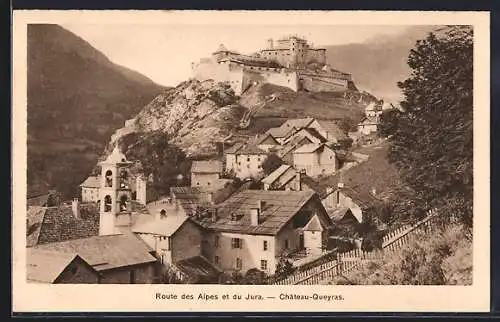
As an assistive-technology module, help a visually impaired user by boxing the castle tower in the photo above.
[98,145,134,235]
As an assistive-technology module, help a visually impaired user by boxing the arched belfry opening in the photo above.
[160,209,167,219]
[119,194,128,212]
[119,169,129,189]
[105,170,113,187]
[104,195,112,212]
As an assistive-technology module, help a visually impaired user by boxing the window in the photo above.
[160,209,166,218]
[337,191,340,205]
[196,182,200,186]
[214,256,220,265]
[263,240,268,251]
[104,195,112,212]
[207,182,211,186]
[214,236,220,247]
[130,270,136,284]
[231,238,242,249]
[261,260,268,271]
[284,239,289,249]
[247,157,250,162]
[236,257,242,270]
[105,170,113,187]
[119,195,128,212]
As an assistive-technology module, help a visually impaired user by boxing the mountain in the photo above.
[27,24,165,199]
[324,25,441,103]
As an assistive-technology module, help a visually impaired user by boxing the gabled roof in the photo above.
[303,215,325,232]
[280,118,315,130]
[36,233,157,271]
[358,116,379,126]
[261,164,292,185]
[195,189,320,235]
[170,187,213,215]
[80,175,101,188]
[293,143,334,154]
[176,256,222,283]
[316,120,348,140]
[27,248,97,283]
[336,186,383,209]
[277,135,313,158]
[256,133,280,146]
[191,160,223,174]
[266,126,298,139]
[224,142,244,154]
[27,204,100,247]
[132,215,189,237]
[302,127,328,143]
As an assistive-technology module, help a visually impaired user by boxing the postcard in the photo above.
[12,10,490,313]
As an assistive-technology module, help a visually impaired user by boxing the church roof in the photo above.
[101,146,130,165]
[79,175,101,188]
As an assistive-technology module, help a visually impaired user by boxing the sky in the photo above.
[62,24,412,87]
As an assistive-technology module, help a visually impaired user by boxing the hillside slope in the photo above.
[325,25,439,102]
[27,24,165,198]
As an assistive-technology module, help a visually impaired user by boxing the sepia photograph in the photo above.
[12,10,490,313]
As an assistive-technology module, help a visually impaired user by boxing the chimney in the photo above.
[212,208,218,222]
[258,200,266,213]
[71,198,80,219]
[250,207,260,226]
[337,182,344,189]
[207,192,214,205]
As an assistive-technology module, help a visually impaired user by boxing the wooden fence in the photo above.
[269,208,439,285]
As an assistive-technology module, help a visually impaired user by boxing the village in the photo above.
[26,93,400,284]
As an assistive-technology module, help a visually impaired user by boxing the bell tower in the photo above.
[99,145,134,235]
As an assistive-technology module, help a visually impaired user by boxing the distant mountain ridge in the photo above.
[27,24,165,198]
[324,25,440,102]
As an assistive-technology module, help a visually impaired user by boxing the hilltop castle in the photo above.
[192,35,355,95]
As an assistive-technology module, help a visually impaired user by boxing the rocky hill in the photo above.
[27,24,165,198]
[108,78,368,164]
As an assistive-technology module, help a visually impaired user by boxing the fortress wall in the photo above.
[242,68,299,92]
[306,49,326,65]
[299,74,348,92]
[192,60,245,94]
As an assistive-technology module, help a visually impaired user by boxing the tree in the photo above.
[384,26,473,229]
[378,109,402,138]
[261,153,284,175]
[119,131,190,196]
[244,268,268,285]
[275,256,295,278]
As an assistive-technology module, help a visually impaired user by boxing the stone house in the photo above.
[35,233,158,284]
[357,116,379,135]
[193,190,333,275]
[27,248,99,284]
[276,135,315,165]
[79,175,101,202]
[322,183,383,223]
[292,143,339,177]
[190,160,225,190]
[224,143,267,179]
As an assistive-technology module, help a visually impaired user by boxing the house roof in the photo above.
[26,248,95,283]
[302,127,328,143]
[302,215,325,232]
[256,133,280,146]
[327,207,352,222]
[176,256,222,282]
[36,233,157,271]
[27,204,100,247]
[293,143,331,154]
[336,186,383,209]
[132,215,189,236]
[191,160,223,174]
[27,194,50,207]
[170,187,213,215]
[195,189,318,235]
[281,118,315,130]
[80,175,101,188]
[266,126,298,139]
[224,142,244,154]
[358,116,379,126]
[277,135,312,158]
[316,120,348,140]
[261,164,292,185]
